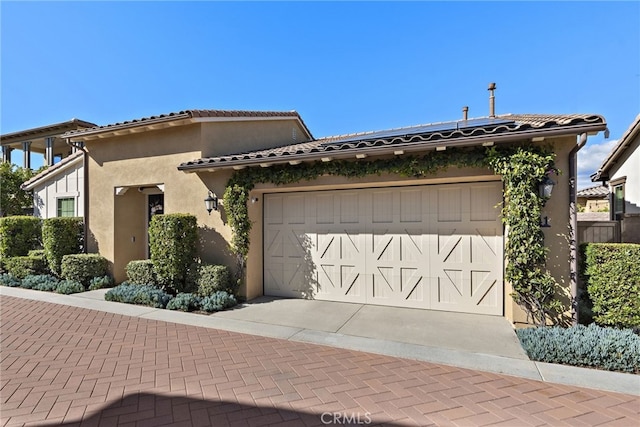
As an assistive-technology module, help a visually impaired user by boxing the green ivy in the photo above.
[223,145,562,325]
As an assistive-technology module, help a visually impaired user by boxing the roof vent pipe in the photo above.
[488,82,496,118]
[462,106,469,120]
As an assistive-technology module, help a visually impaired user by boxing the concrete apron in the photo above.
[216,296,529,360]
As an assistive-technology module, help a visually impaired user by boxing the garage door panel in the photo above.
[264,181,503,315]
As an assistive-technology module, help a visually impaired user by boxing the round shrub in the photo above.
[126,260,158,286]
[61,254,109,286]
[201,291,237,312]
[89,275,114,290]
[105,283,172,309]
[166,293,202,312]
[22,274,60,291]
[0,273,21,287]
[4,256,48,279]
[56,280,85,295]
[197,264,233,296]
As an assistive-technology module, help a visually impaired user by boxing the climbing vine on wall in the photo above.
[223,144,564,325]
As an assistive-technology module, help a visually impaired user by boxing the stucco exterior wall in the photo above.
[85,120,303,283]
[33,160,84,219]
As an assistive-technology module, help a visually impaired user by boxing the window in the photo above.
[612,183,625,220]
[57,198,75,217]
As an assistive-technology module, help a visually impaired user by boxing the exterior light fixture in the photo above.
[538,175,556,200]
[205,192,218,215]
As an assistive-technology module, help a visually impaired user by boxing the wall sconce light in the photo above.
[204,191,218,215]
[251,197,259,204]
[538,175,556,201]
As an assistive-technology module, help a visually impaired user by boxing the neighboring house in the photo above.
[577,185,609,213]
[62,106,607,326]
[1,119,95,168]
[1,119,95,218]
[591,114,640,243]
[20,151,85,218]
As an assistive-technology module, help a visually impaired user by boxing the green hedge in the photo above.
[196,264,233,296]
[517,324,640,373]
[149,214,197,293]
[4,256,47,279]
[581,243,640,328]
[42,217,83,276]
[61,254,109,286]
[126,260,158,286]
[0,216,41,259]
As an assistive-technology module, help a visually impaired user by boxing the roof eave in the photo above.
[591,114,640,182]
[179,122,607,172]
[20,152,84,190]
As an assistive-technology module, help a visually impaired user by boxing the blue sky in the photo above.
[2,1,638,189]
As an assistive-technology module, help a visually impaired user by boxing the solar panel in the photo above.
[319,118,515,146]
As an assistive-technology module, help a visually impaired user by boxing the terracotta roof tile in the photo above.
[178,113,607,171]
[63,109,308,139]
[577,185,609,198]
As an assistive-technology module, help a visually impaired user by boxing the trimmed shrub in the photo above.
[126,260,158,286]
[56,280,85,295]
[200,291,237,312]
[88,275,114,291]
[149,214,197,293]
[105,283,172,308]
[0,216,41,260]
[0,273,21,287]
[42,217,83,275]
[166,293,202,312]
[28,249,45,257]
[4,256,47,279]
[517,324,640,373]
[581,243,640,328]
[22,274,60,291]
[61,254,109,286]
[196,264,233,296]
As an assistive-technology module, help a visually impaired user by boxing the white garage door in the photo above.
[263,181,504,315]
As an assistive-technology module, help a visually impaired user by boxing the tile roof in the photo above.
[577,212,610,222]
[20,151,84,191]
[62,109,312,140]
[577,185,609,198]
[178,113,607,171]
[1,119,96,144]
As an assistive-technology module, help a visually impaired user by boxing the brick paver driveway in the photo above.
[1,296,638,426]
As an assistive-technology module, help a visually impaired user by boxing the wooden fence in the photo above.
[577,220,621,244]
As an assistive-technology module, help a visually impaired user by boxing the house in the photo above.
[1,119,95,218]
[591,114,640,243]
[577,185,609,213]
[1,119,95,168]
[20,151,85,218]
[62,103,607,326]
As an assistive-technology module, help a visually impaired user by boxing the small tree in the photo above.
[149,213,197,292]
[0,163,43,217]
